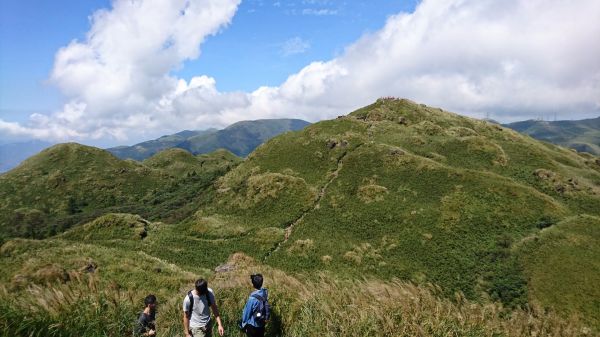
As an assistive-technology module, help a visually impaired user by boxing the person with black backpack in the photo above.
[240,273,270,337]
[183,278,225,337]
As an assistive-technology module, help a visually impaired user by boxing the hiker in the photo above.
[135,294,157,336]
[240,273,270,337]
[183,278,225,337]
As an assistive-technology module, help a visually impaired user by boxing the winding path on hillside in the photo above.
[263,142,364,262]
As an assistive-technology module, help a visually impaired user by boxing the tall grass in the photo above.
[0,275,138,337]
[209,254,591,337]
[2,253,589,337]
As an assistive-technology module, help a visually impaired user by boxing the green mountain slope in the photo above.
[186,98,599,323]
[517,215,600,328]
[107,118,310,161]
[504,117,600,155]
[0,99,598,335]
[0,144,240,239]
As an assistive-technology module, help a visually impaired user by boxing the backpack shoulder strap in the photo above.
[251,293,265,302]
[186,290,194,319]
[205,291,212,307]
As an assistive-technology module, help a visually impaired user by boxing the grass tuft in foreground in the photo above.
[1,253,592,337]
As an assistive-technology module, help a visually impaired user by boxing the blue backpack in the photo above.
[251,293,270,322]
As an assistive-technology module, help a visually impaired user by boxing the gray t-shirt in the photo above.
[183,288,216,328]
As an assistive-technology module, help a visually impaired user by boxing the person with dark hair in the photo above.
[183,278,225,337]
[135,294,157,336]
[240,273,270,337]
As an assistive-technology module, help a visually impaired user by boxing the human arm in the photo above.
[182,312,191,337]
[206,291,223,336]
[210,302,224,336]
[182,296,191,337]
[142,325,156,337]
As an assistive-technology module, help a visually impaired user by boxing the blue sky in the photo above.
[0,0,598,146]
[1,0,110,121]
[0,0,416,125]
[178,1,419,92]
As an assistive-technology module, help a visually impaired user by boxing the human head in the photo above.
[195,278,208,295]
[144,294,157,308]
[250,273,263,289]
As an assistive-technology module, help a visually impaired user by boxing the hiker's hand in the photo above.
[148,329,156,336]
[218,324,225,336]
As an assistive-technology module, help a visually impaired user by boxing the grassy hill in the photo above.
[0,144,240,239]
[504,117,600,155]
[183,98,600,325]
[108,119,310,161]
[0,99,598,336]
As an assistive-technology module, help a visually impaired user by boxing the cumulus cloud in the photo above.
[270,0,600,122]
[0,0,240,143]
[242,0,600,122]
[2,0,599,144]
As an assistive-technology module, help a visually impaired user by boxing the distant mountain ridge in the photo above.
[503,117,600,155]
[107,129,217,161]
[107,118,310,160]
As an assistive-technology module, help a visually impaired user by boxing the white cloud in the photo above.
[0,0,240,143]
[2,0,599,145]
[249,0,600,122]
[274,0,600,122]
[301,8,338,16]
[281,37,311,56]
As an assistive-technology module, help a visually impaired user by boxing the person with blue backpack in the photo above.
[240,273,270,337]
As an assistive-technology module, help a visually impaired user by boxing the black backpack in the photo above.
[186,290,211,319]
[251,293,270,322]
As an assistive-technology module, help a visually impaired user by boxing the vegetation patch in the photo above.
[447,126,478,137]
[252,227,285,244]
[357,180,389,204]
[189,215,248,238]
[245,173,310,205]
[286,239,315,257]
[63,213,152,241]
[517,215,600,331]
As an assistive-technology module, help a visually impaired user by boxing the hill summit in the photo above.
[188,97,599,325]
